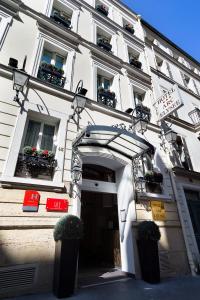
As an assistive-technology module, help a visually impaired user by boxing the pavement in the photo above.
[6,275,200,300]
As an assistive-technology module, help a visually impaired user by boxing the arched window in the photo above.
[82,164,115,182]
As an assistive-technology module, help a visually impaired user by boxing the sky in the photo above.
[122,0,200,63]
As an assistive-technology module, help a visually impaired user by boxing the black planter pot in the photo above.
[130,59,142,69]
[137,239,160,284]
[145,182,162,194]
[53,239,79,298]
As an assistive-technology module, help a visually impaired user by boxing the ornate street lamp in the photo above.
[71,164,82,184]
[134,104,151,134]
[9,56,30,103]
[164,130,178,144]
[188,108,200,125]
[72,80,88,129]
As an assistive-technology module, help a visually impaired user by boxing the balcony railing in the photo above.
[130,58,142,69]
[37,64,66,88]
[97,88,116,108]
[96,4,108,16]
[51,11,71,29]
[135,104,151,122]
[15,153,57,180]
[135,172,163,194]
[97,37,112,52]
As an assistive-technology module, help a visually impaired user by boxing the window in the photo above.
[172,136,193,171]
[50,6,72,29]
[181,72,190,88]
[37,49,66,88]
[96,27,112,52]
[23,120,56,151]
[134,91,144,106]
[129,48,142,69]
[83,164,115,182]
[97,74,116,108]
[0,12,12,50]
[155,56,173,79]
[15,118,58,181]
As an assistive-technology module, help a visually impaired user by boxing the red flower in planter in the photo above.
[43,150,49,156]
[32,147,37,152]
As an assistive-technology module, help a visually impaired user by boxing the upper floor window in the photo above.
[171,136,193,171]
[83,164,116,182]
[0,11,12,50]
[37,49,66,88]
[97,73,116,108]
[51,7,72,29]
[180,72,199,95]
[97,27,112,52]
[129,48,142,70]
[155,56,173,79]
[122,18,135,35]
[96,1,109,17]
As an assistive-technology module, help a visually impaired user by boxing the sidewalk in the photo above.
[6,276,200,300]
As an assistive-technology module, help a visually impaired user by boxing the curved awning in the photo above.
[73,125,154,159]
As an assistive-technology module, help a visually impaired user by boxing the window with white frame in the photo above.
[96,27,112,52]
[95,0,109,18]
[97,71,116,108]
[37,46,67,88]
[0,11,12,50]
[180,72,198,94]
[172,135,193,171]
[155,56,173,79]
[45,0,80,33]
[128,47,142,70]
[15,116,59,181]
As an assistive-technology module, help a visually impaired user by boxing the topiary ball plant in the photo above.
[54,214,83,241]
[138,221,161,242]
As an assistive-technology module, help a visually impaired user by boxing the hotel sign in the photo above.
[151,201,166,221]
[154,84,183,121]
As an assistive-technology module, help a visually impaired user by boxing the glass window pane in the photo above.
[41,124,55,151]
[41,50,52,64]
[24,120,41,147]
[82,164,115,182]
[55,55,64,69]
[104,78,111,90]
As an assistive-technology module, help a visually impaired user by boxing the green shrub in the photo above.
[138,221,161,241]
[54,214,83,241]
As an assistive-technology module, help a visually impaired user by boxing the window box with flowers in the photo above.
[15,146,57,181]
[97,37,112,52]
[51,9,72,29]
[37,61,66,88]
[96,4,109,16]
[124,23,135,34]
[97,87,116,108]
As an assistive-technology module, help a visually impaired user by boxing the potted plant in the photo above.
[51,10,71,29]
[130,57,142,69]
[96,4,108,16]
[137,221,161,283]
[97,37,112,52]
[144,171,163,193]
[124,23,135,34]
[53,215,83,298]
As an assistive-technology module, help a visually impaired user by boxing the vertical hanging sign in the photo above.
[23,190,40,212]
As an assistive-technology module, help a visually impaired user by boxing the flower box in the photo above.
[124,24,135,34]
[135,104,151,122]
[130,58,142,69]
[96,4,108,16]
[97,87,116,108]
[15,147,56,180]
[38,63,66,87]
[97,37,112,52]
[51,11,71,29]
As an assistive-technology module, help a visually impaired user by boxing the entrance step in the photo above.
[78,268,132,288]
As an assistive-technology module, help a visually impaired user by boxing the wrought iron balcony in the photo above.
[124,24,135,34]
[135,104,151,122]
[97,37,112,52]
[37,64,66,88]
[96,5,108,16]
[97,88,116,108]
[15,153,57,180]
[51,11,71,29]
[130,58,142,69]
[135,173,163,194]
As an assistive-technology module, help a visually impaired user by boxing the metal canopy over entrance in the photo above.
[73,125,154,159]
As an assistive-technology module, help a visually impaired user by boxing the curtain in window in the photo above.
[41,124,55,150]
[24,120,41,147]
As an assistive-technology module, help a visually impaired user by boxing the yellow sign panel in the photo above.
[151,201,166,221]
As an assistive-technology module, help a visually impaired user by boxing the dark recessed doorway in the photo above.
[78,191,122,286]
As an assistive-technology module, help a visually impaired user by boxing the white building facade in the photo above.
[0,0,199,297]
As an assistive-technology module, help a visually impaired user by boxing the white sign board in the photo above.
[154,84,183,121]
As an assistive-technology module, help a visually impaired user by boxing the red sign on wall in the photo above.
[46,198,69,212]
[23,190,40,212]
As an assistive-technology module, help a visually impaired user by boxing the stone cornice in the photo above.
[123,62,152,88]
[0,0,22,19]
